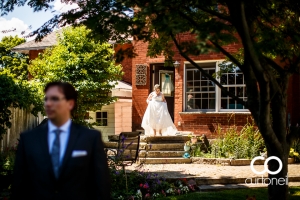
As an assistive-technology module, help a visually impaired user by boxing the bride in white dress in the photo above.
[141,84,177,136]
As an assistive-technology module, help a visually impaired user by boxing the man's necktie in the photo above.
[51,129,62,179]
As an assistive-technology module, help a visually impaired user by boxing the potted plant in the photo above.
[184,141,191,151]
[191,136,198,144]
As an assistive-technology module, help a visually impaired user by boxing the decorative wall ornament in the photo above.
[136,64,147,85]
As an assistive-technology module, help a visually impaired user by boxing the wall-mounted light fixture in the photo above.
[173,61,180,68]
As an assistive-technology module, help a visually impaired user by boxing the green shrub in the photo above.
[207,121,265,159]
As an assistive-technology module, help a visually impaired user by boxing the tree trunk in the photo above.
[267,75,290,200]
[267,148,289,200]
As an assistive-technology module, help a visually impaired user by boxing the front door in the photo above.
[150,64,175,121]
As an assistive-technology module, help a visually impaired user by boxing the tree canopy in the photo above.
[0,36,43,139]
[29,26,123,127]
[0,36,29,80]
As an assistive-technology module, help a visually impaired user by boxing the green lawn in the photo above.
[156,187,300,200]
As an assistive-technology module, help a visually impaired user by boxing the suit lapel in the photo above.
[59,122,80,177]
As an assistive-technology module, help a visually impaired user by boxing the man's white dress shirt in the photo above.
[48,119,71,164]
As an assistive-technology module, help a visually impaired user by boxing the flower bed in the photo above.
[110,167,197,200]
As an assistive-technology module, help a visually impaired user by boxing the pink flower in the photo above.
[161,190,166,197]
[143,183,149,189]
[145,193,151,199]
[139,183,143,188]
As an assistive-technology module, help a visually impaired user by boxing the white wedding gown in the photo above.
[141,92,177,136]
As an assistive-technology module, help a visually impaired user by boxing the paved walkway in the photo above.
[127,163,300,179]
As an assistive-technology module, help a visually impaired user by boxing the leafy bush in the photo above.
[0,145,17,198]
[290,138,300,162]
[207,121,265,159]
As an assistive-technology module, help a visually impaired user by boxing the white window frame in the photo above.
[95,111,108,126]
[184,60,249,112]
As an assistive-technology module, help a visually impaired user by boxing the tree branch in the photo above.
[237,1,282,151]
[170,33,246,107]
[197,7,232,23]
[263,56,287,74]
[209,39,243,69]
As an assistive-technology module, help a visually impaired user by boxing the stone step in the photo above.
[139,150,186,158]
[145,136,191,143]
[108,135,192,143]
[139,158,192,164]
[146,143,185,151]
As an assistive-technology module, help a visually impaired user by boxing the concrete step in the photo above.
[146,143,185,151]
[145,136,190,143]
[139,158,192,164]
[139,150,186,158]
[104,141,148,150]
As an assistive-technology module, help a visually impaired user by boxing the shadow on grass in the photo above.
[155,187,300,200]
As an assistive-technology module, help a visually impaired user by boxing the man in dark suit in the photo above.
[12,82,111,200]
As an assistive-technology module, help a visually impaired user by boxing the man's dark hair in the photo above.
[44,81,78,111]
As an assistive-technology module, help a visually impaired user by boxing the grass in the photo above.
[156,187,300,200]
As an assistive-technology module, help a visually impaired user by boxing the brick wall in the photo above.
[287,74,300,126]
[28,50,44,79]
[178,112,252,138]
[29,49,44,60]
[131,33,245,134]
[115,43,133,84]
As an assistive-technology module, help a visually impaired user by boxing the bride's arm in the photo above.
[146,92,153,104]
[161,93,167,103]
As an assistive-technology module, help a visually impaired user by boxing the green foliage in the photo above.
[109,167,195,200]
[0,36,29,80]
[0,74,43,139]
[29,26,123,127]
[290,138,300,162]
[208,121,265,159]
[0,145,17,198]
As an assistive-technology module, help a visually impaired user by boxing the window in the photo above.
[220,67,247,110]
[185,62,247,112]
[186,63,216,111]
[96,112,108,126]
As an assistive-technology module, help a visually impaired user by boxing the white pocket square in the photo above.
[72,150,87,157]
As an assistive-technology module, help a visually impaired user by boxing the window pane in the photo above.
[195,99,201,109]
[209,99,215,109]
[221,88,229,98]
[103,119,108,126]
[221,99,228,109]
[228,74,235,85]
[96,112,102,118]
[103,112,107,118]
[187,71,193,81]
[202,99,209,109]
[236,73,243,84]
[221,74,227,85]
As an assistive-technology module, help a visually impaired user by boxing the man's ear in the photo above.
[68,99,75,111]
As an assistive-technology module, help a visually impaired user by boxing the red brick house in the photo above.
[12,31,300,139]
[130,33,300,138]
